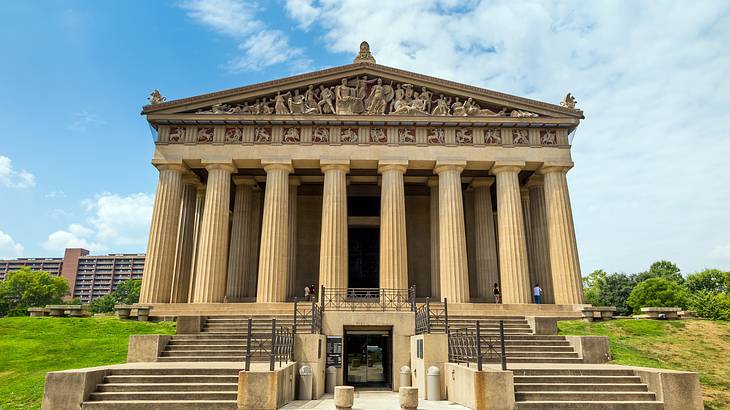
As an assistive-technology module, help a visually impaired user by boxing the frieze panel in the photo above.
[312,127,329,144]
[340,127,358,144]
[398,128,416,144]
[225,127,243,143]
[283,127,301,144]
[484,129,501,145]
[169,126,185,143]
[456,128,473,145]
[427,128,445,145]
[254,127,272,143]
[197,127,214,143]
[540,130,557,145]
[370,127,388,144]
[512,129,529,145]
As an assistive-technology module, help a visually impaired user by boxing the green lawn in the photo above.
[0,316,175,410]
[559,319,730,410]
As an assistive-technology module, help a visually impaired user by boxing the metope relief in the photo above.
[540,130,557,145]
[484,129,501,145]
[370,128,388,144]
[197,127,214,143]
[456,128,473,145]
[254,127,272,143]
[168,126,185,143]
[512,129,529,145]
[340,128,358,144]
[427,128,445,145]
[283,127,301,143]
[225,127,243,143]
[399,128,416,144]
[312,127,329,143]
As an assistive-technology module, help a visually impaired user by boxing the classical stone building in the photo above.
[139,42,584,311]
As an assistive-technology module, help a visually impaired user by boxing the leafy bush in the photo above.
[636,260,684,284]
[112,279,141,305]
[689,290,730,321]
[627,277,689,313]
[88,294,117,314]
[0,267,69,317]
[685,269,729,293]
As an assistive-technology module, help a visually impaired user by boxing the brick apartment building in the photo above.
[0,248,145,302]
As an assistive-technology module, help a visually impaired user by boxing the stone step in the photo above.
[502,346,575,352]
[105,375,239,384]
[156,357,247,362]
[160,350,247,357]
[166,344,247,350]
[514,376,642,384]
[109,368,241,376]
[515,401,664,410]
[514,383,649,392]
[97,383,238,392]
[88,392,238,401]
[503,352,580,358]
[512,369,636,376]
[515,392,657,402]
[492,357,585,364]
[82,400,238,409]
[500,340,571,346]
[168,340,247,345]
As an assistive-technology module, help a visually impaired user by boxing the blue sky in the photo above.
[1,1,729,277]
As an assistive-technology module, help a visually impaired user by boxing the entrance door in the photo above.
[348,227,379,288]
[344,331,391,388]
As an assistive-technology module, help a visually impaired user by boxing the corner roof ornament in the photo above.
[148,89,166,105]
[560,93,577,110]
[353,41,376,64]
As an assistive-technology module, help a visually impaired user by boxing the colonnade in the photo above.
[139,159,583,305]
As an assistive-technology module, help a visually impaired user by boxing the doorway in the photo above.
[348,227,379,288]
[344,330,391,388]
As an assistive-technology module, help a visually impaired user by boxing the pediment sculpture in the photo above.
[190,76,539,118]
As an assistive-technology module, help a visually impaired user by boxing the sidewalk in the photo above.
[281,390,468,409]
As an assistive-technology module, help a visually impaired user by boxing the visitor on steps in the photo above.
[533,284,543,304]
[305,284,312,301]
[493,283,501,304]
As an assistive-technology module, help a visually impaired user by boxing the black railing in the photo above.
[243,318,295,371]
[447,320,507,371]
[293,298,323,334]
[415,297,449,334]
[320,285,416,311]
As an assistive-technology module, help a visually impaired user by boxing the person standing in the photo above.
[304,284,312,301]
[533,283,543,304]
[493,283,501,304]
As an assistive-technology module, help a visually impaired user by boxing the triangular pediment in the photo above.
[142,62,583,120]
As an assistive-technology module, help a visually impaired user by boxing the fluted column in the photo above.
[287,178,300,299]
[526,175,553,303]
[226,177,257,301]
[493,161,531,304]
[319,160,349,290]
[170,175,200,303]
[521,188,535,286]
[472,178,499,301]
[246,189,262,297]
[540,162,584,304]
[435,161,470,303]
[256,160,293,303]
[192,162,236,303]
[427,178,440,298]
[187,186,206,302]
[378,160,409,290]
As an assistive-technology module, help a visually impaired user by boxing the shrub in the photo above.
[689,290,730,321]
[685,269,729,293]
[112,279,141,305]
[88,294,117,314]
[627,277,689,313]
[0,267,69,316]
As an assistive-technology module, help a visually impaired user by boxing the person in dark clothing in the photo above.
[493,283,501,304]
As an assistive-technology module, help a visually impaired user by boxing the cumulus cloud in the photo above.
[0,155,36,188]
[285,0,320,30]
[181,0,305,71]
[0,230,24,259]
[42,192,154,254]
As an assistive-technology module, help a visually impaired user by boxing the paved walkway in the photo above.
[282,390,468,409]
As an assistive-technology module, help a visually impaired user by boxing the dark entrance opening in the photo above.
[343,330,392,388]
[348,227,379,288]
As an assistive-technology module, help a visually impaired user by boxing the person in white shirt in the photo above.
[532,284,543,304]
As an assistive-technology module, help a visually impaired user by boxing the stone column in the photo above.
[140,163,185,304]
[378,160,409,290]
[526,175,553,303]
[192,161,236,303]
[256,160,293,303]
[287,178,300,299]
[435,161,469,303]
[521,188,535,286]
[319,160,349,290]
[492,161,531,304]
[187,186,206,302]
[472,178,499,302]
[427,178,440,298]
[539,162,584,304]
[226,177,257,301]
[246,189,262,297]
[169,175,199,303]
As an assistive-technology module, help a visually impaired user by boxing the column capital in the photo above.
[538,161,574,174]
[470,177,495,189]
[426,177,439,187]
[321,158,350,173]
[524,174,544,189]
[491,160,525,175]
[202,160,236,173]
[434,159,466,175]
[232,176,258,186]
[182,174,203,187]
[261,159,293,173]
[378,159,408,174]
[153,160,187,173]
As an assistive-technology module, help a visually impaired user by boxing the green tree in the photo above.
[636,260,684,284]
[0,267,69,316]
[111,279,141,305]
[599,272,638,316]
[689,290,730,321]
[582,269,607,306]
[627,277,689,313]
[685,269,729,293]
[88,294,116,313]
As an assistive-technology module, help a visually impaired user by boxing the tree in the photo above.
[636,260,684,284]
[0,267,69,316]
[689,290,730,321]
[112,279,141,305]
[582,269,607,306]
[600,272,638,316]
[685,269,729,294]
[88,294,117,313]
[627,277,689,313]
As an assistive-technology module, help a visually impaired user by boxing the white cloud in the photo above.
[45,191,66,199]
[181,0,304,71]
[68,110,105,132]
[285,0,320,30]
[42,192,154,254]
[0,230,24,259]
[0,155,36,188]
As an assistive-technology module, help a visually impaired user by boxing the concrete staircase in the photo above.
[513,368,663,409]
[81,367,239,409]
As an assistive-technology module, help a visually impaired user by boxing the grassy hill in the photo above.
[559,319,730,410]
[0,316,175,410]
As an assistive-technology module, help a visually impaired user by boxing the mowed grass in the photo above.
[559,319,730,410]
[0,316,175,410]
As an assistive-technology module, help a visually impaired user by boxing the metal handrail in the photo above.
[447,319,507,371]
[415,297,449,334]
[293,298,323,334]
[243,317,295,371]
[320,285,416,311]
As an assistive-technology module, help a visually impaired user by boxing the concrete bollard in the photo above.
[298,365,313,400]
[399,365,412,387]
[334,386,354,409]
[426,366,441,401]
[399,387,419,410]
[326,366,337,393]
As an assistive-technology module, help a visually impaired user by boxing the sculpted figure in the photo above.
[197,127,214,142]
[211,103,233,114]
[403,84,414,102]
[354,76,377,109]
[260,98,273,115]
[390,85,405,113]
[288,89,306,114]
[485,129,502,144]
[512,129,529,144]
[275,91,292,114]
[451,97,466,116]
[541,130,557,145]
[367,79,387,115]
[335,78,360,115]
[399,128,416,143]
[148,89,166,105]
[318,86,335,114]
[427,128,445,144]
[225,127,243,142]
[283,127,300,143]
[420,87,433,112]
[370,128,387,143]
[432,95,450,116]
[560,93,577,109]
[252,99,261,115]
[169,127,185,142]
[254,127,272,143]
[304,85,319,113]
[510,109,538,118]
[312,127,329,143]
[456,128,472,144]
[340,128,357,143]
